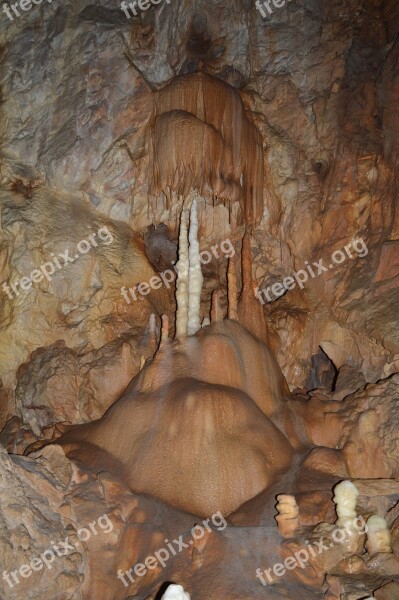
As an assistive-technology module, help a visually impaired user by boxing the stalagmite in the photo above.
[366,515,392,555]
[161,584,191,600]
[333,481,359,527]
[175,206,189,338]
[227,256,238,320]
[187,198,203,336]
[275,494,299,538]
[202,316,211,328]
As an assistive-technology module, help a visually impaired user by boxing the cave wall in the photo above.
[0,0,398,436]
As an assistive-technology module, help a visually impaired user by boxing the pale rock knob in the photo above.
[161,583,191,600]
[202,316,211,328]
[366,515,392,555]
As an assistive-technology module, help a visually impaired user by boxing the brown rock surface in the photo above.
[0,445,84,599]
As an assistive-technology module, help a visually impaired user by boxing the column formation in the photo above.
[175,197,203,338]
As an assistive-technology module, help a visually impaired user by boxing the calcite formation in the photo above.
[333,481,360,527]
[150,72,264,225]
[57,317,295,517]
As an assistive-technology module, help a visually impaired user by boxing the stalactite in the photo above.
[187,197,203,336]
[241,230,253,294]
[211,289,223,322]
[175,206,189,338]
[160,314,170,347]
[237,230,269,344]
[150,72,264,226]
[227,256,238,320]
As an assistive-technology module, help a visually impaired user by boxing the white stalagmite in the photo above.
[175,206,189,338]
[161,584,191,600]
[366,515,392,555]
[275,494,299,538]
[333,480,359,527]
[187,197,203,335]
